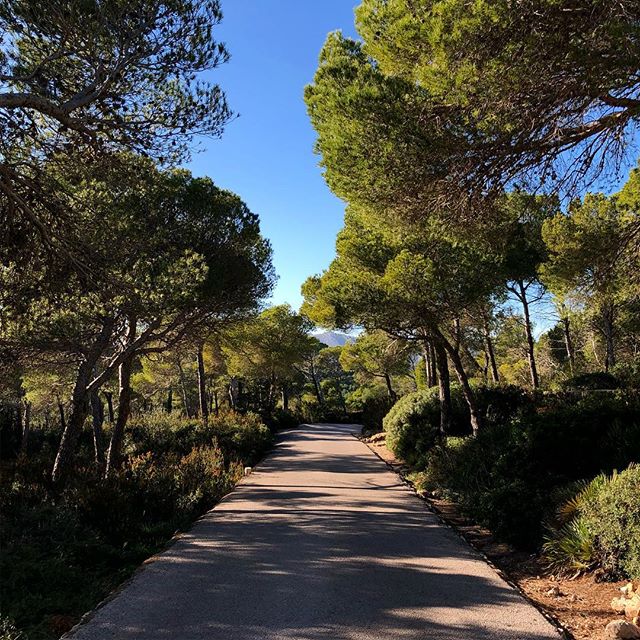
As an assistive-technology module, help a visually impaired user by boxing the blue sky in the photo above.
[187,1,359,310]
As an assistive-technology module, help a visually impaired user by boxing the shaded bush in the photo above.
[383,384,533,468]
[383,389,442,467]
[418,392,640,549]
[0,411,271,639]
[561,371,621,390]
[263,407,300,430]
[582,465,640,578]
[126,410,271,466]
[543,466,640,579]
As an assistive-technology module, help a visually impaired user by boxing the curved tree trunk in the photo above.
[52,319,114,484]
[562,316,575,375]
[433,340,451,436]
[196,343,209,427]
[90,388,105,467]
[383,372,396,402]
[518,281,540,389]
[435,329,483,436]
[482,316,499,383]
[105,355,133,476]
[102,391,114,423]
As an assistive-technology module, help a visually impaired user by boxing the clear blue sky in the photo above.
[186,1,359,310]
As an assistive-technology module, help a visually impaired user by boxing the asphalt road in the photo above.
[67,423,561,640]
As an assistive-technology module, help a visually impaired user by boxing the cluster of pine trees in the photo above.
[300,0,640,432]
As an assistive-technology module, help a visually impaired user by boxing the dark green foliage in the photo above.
[543,466,640,579]
[561,372,621,390]
[263,408,301,431]
[582,465,640,579]
[383,389,442,467]
[0,412,271,639]
[383,384,532,466]
[420,392,640,549]
[126,411,272,467]
[350,387,394,434]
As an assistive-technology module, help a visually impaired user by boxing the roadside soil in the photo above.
[363,434,628,640]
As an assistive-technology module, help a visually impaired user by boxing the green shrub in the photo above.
[543,466,640,579]
[582,465,640,578]
[126,410,271,466]
[1,410,271,638]
[265,408,300,430]
[383,389,442,467]
[561,371,621,390]
[347,386,394,433]
[383,384,534,469]
[420,392,640,549]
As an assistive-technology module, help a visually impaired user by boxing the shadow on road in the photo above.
[68,423,559,640]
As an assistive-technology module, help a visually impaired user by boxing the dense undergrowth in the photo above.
[383,385,640,576]
[0,411,274,640]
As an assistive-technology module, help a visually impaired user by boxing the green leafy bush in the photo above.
[126,410,272,466]
[543,466,640,578]
[419,392,640,549]
[582,465,640,578]
[383,389,442,466]
[1,411,271,639]
[383,384,533,468]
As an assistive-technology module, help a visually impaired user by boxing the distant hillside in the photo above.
[313,331,354,347]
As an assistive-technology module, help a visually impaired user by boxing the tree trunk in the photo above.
[196,344,208,427]
[281,385,289,412]
[602,303,616,371]
[213,389,219,416]
[228,381,236,410]
[423,341,436,387]
[433,340,451,436]
[166,387,173,414]
[518,281,540,389]
[428,341,438,387]
[57,398,66,430]
[90,388,105,467]
[105,355,133,475]
[52,364,93,484]
[52,319,114,484]
[177,361,191,418]
[20,401,31,455]
[337,383,348,417]
[562,316,575,375]
[102,391,114,422]
[310,360,324,404]
[436,330,483,436]
[383,372,396,401]
[483,318,499,383]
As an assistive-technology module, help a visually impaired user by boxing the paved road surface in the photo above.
[68,423,561,640]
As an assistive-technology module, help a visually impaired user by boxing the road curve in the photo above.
[67,423,561,640]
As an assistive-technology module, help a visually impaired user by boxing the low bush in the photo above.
[0,411,271,639]
[414,391,640,549]
[543,466,640,579]
[383,389,442,467]
[582,465,640,578]
[347,386,394,434]
[561,371,621,390]
[383,384,533,468]
[126,410,272,466]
